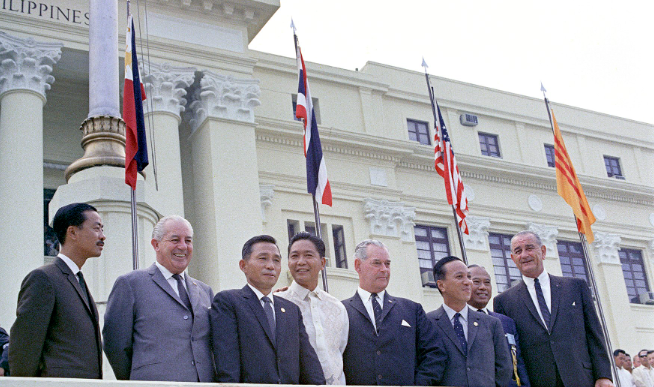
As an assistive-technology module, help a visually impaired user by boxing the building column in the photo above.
[186,71,262,291]
[0,32,62,327]
[141,61,195,217]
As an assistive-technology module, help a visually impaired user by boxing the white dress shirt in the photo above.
[618,367,636,387]
[522,269,551,327]
[356,287,385,332]
[155,261,188,298]
[58,253,81,278]
[633,365,654,387]
[278,281,349,384]
[442,303,470,340]
[247,283,275,320]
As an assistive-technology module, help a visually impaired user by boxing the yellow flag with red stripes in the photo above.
[552,111,596,243]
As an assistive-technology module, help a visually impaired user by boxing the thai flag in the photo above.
[294,34,332,206]
[124,14,148,190]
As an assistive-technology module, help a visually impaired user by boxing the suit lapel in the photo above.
[380,293,397,323]
[467,309,479,350]
[55,258,92,314]
[517,280,548,332]
[435,307,466,356]
[548,274,562,331]
[186,275,201,314]
[349,292,373,325]
[242,286,276,347]
[148,264,189,310]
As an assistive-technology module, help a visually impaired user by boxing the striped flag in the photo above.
[551,110,595,242]
[434,101,469,234]
[294,33,332,206]
[124,14,148,190]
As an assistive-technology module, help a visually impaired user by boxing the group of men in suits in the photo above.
[8,201,616,387]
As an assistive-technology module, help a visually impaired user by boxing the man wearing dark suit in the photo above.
[103,215,214,382]
[468,264,530,387]
[427,256,512,387]
[9,203,105,378]
[210,235,325,384]
[342,239,447,385]
[494,231,613,387]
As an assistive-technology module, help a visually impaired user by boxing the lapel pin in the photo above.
[572,302,576,306]
[281,308,286,313]
[473,321,478,326]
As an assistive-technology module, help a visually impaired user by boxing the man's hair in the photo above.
[639,349,649,357]
[432,256,463,294]
[354,239,387,261]
[625,353,631,358]
[242,235,278,260]
[288,232,326,257]
[152,215,193,241]
[648,350,654,355]
[467,264,485,270]
[53,203,98,245]
[614,349,626,357]
[511,231,542,247]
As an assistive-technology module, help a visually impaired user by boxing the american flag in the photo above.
[434,100,469,233]
[294,33,332,206]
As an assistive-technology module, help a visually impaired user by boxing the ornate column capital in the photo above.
[592,232,622,265]
[141,61,196,119]
[363,198,415,242]
[187,70,260,132]
[0,31,62,100]
[463,216,491,251]
[526,223,559,258]
[259,184,274,223]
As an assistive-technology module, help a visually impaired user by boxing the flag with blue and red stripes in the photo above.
[294,33,332,206]
[124,13,148,190]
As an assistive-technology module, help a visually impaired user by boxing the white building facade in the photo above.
[1,0,653,376]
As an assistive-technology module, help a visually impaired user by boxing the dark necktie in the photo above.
[477,309,486,314]
[453,312,468,356]
[77,272,90,305]
[262,296,276,342]
[371,293,382,334]
[534,278,551,329]
[172,274,193,312]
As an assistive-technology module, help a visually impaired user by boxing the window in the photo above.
[619,248,650,303]
[489,233,521,292]
[332,225,347,269]
[407,119,431,145]
[291,94,321,124]
[479,132,501,157]
[557,241,589,283]
[544,144,555,167]
[414,225,450,287]
[44,189,59,256]
[604,156,624,179]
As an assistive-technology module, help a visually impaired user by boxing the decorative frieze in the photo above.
[188,71,260,132]
[463,216,490,251]
[141,61,196,118]
[0,31,62,99]
[259,184,274,223]
[363,198,415,242]
[526,223,558,258]
[592,232,621,265]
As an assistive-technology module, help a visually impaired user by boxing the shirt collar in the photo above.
[443,303,469,322]
[155,261,184,281]
[522,268,549,287]
[58,253,80,275]
[248,283,274,303]
[357,286,385,304]
[289,280,322,300]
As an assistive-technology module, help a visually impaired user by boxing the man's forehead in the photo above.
[290,240,318,253]
[253,241,280,255]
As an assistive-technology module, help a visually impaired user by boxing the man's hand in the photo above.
[595,378,613,387]
[274,286,289,293]
[0,367,5,376]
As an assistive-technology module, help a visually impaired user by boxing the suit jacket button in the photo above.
[376,350,381,355]
[184,315,189,320]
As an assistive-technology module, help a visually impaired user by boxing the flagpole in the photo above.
[423,64,468,264]
[311,194,329,292]
[131,189,139,270]
[541,85,619,386]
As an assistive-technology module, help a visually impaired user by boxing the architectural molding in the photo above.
[0,31,62,99]
[259,184,274,223]
[463,216,491,251]
[187,71,260,132]
[142,61,196,118]
[363,198,415,242]
[526,223,558,258]
[592,232,622,265]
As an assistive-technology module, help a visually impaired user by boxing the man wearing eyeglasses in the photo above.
[633,350,654,387]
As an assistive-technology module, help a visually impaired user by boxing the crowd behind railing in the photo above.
[1,203,653,387]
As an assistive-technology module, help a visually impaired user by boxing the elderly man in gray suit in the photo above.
[103,215,214,382]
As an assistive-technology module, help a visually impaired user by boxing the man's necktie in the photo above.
[172,274,193,312]
[371,293,382,334]
[77,272,90,305]
[453,312,468,356]
[477,309,486,314]
[262,296,276,342]
[534,278,551,329]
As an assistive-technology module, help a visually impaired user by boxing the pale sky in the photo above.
[250,0,654,125]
